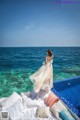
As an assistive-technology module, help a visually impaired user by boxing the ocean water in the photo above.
[0,47,80,97]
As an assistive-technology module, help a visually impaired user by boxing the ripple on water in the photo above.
[0,66,80,97]
[0,70,33,97]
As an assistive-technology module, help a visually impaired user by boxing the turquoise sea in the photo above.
[0,47,80,97]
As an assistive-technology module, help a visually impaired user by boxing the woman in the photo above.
[29,50,54,99]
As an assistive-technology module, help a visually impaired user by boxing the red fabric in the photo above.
[44,92,59,107]
[49,98,59,107]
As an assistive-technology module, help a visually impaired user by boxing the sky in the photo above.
[0,0,80,47]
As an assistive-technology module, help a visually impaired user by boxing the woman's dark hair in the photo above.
[47,50,53,57]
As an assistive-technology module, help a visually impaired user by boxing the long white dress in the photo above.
[29,59,53,94]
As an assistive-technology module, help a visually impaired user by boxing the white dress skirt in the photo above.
[29,60,53,99]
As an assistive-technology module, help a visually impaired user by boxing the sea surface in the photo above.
[0,47,80,97]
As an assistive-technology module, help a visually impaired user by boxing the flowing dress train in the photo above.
[29,60,53,99]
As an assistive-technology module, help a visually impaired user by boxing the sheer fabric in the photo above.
[29,60,53,93]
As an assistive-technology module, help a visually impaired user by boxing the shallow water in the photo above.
[0,47,80,97]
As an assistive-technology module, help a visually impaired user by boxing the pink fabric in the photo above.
[44,92,59,107]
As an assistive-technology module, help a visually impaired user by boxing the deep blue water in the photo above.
[52,76,80,117]
[0,47,80,97]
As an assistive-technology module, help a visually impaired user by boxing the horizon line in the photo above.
[0,46,80,48]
